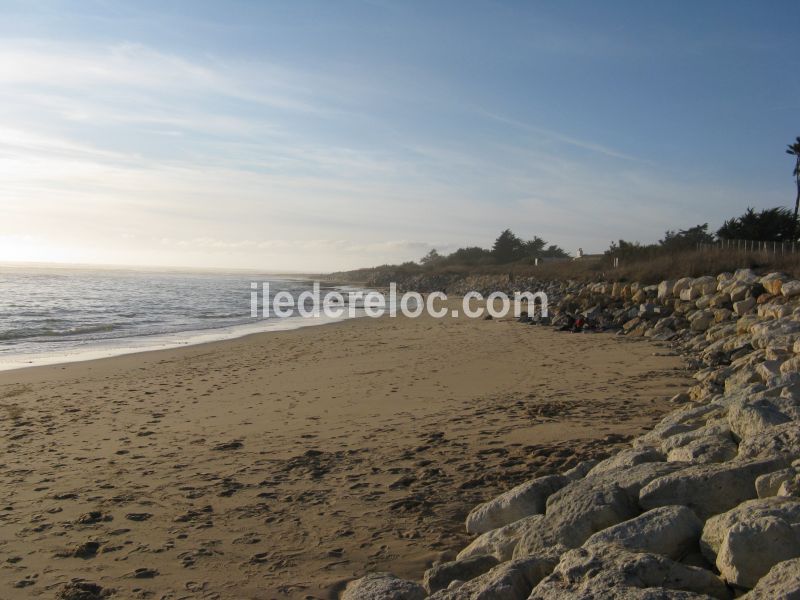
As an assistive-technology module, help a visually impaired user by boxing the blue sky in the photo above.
[1,1,798,271]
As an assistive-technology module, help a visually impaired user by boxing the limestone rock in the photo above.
[660,420,732,455]
[741,557,800,599]
[513,483,638,559]
[588,447,665,476]
[734,297,757,316]
[696,295,714,310]
[750,318,800,350]
[690,310,714,332]
[583,505,703,560]
[716,516,800,589]
[639,458,785,520]
[458,515,541,562]
[552,462,686,508]
[673,277,694,297]
[427,556,555,600]
[760,273,788,296]
[666,434,738,465]
[424,555,499,593]
[529,545,730,600]
[729,284,751,303]
[734,268,760,284]
[341,572,426,600]
[465,474,567,534]
[782,280,800,298]
[658,280,676,300]
[681,287,701,302]
[728,397,792,440]
[737,422,800,462]
[634,404,724,450]
[778,472,800,497]
[756,468,798,498]
[699,496,800,563]
[692,276,718,296]
[515,463,684,560]
[724,366,761,394]
[781,355,800,375]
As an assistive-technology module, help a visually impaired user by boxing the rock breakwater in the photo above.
[346,268,800,599]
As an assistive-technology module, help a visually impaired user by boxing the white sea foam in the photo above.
[0,265,365,371]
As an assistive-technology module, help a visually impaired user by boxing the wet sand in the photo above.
[0,308,691,599]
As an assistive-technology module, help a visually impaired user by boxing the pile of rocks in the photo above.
[344,269,800,599]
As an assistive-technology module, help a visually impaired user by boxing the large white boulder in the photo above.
[699,497,800,563]
[583,505,703,560]
[529,545,731,599]
[341,573,426,600]
[515,463,684,559]
[737,422,800,462]
[727,397,793,440]
[423,555,499,593]
[666,434,738,464]
[690,310,714,332]
[428,556,555,600]
[465,474,567,534]
[781,280,800,298]
[464,462,596,535]
[681,288,701,302]
[639,458,786,519]
[734,268,760,284]
[458,515,541,562]
[755,467,800,498]
[716,515,800,589]
[691,276,718,295]
[588,447,665,476]
[750,318,800,350]
[673,277,694,297]
[658,280,676,300]
[733,297,757,316]
[760,273,788,296]
[729,283,752,303]
[634,404,724,450]
[741,557,800,599]
[513,482,638,559]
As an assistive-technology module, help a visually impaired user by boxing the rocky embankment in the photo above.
[344,268,800,599]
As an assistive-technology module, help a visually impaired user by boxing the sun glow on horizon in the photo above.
[1,2,798,271]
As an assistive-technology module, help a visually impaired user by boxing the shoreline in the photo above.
[0,304,690,599]
[0,311,364,373]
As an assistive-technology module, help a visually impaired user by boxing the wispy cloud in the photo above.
[0,29,789,270]
[476,109,648,163]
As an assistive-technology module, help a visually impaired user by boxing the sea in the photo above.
[0,265,367,371]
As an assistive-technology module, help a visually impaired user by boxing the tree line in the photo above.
[416,205,800,270]
[419,229,569,268]
[606,206,799,261]
[413,136,800,269]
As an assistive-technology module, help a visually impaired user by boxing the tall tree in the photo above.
[419,249,443,266]
[491,229,524,263]
[717,207,796,242]
[660,224,714,251]
[521,236,547,257]
[787,136,800,240]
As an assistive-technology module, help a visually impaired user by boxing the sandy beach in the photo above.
[0,308,691,599]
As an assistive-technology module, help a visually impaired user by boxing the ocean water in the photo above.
[0,265,364,370]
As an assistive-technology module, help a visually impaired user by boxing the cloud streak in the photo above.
[0,29,789,271]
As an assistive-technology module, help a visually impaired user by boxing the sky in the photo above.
[1,1,799,272]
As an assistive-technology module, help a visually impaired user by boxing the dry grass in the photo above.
[509,249,800,283]
[598,249,800,283]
